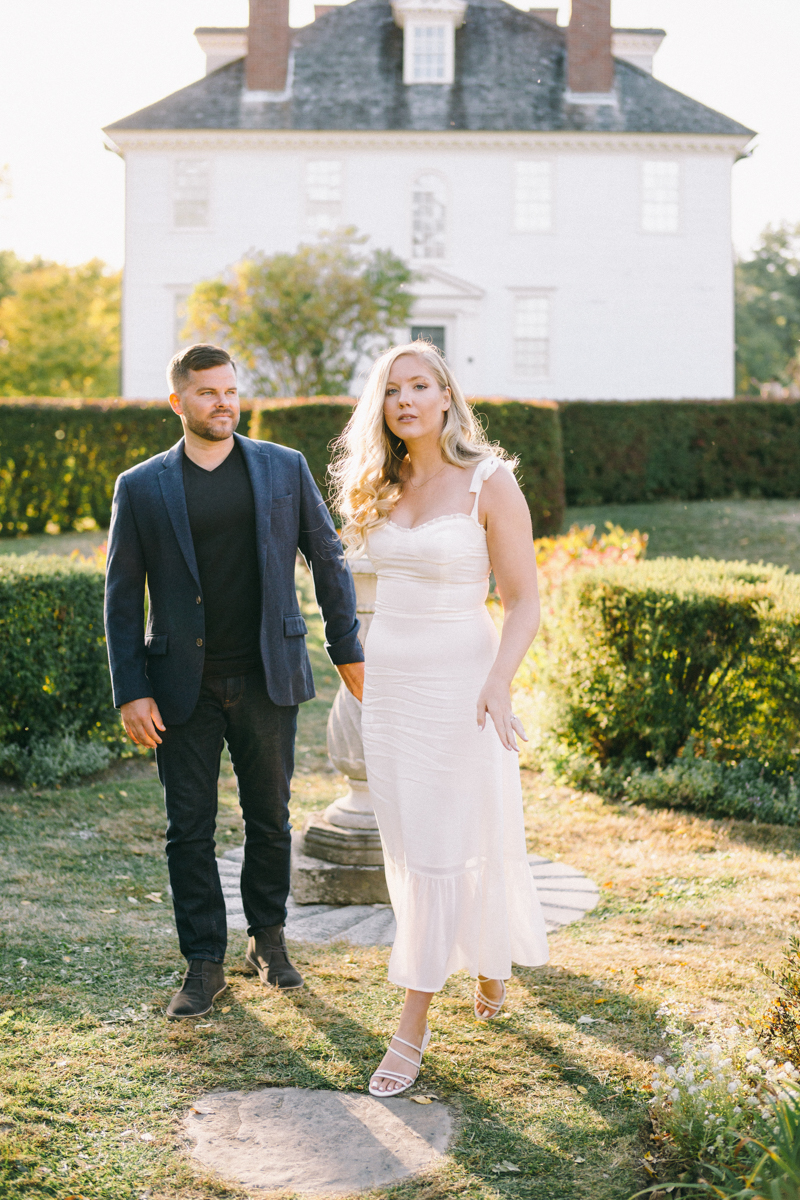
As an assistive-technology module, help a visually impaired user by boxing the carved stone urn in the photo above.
[290,558,390,905]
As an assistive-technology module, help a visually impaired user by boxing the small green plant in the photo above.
[638,1014,800,1198]
[0,733,112,787]
[759,938,800,1068]
[636,1087,800,1198]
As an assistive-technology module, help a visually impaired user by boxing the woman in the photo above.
[331,341,549,1096]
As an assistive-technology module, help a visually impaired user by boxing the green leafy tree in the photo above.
[186,229,414,396]
[735,223,800,394]
[0,257,121,397]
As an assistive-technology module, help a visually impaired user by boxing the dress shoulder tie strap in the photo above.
[469,456,507,522]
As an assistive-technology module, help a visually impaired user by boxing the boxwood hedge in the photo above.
[534,556,800,775]
[0,400,181,535]
[251,397,565,535]
[0,554,116,749]
[561,399,800,506]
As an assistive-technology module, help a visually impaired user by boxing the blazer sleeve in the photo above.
[296,455,364,666]
[104,474,152,708]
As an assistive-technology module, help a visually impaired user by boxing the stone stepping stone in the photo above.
[219,846,598,944]
[185,1086,453,1193]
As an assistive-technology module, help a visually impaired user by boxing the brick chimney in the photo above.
[567,0,613,95]
[246,0,290,92]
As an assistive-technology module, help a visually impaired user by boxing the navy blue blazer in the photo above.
[104,433,363,725]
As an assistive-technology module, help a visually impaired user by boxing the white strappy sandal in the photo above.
[474,979,507,1021]
[368,1026,431,1097]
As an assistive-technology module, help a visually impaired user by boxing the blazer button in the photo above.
[196,595,202,604]
[196,637,203,647]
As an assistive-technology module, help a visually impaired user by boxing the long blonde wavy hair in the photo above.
[330,340,509,555]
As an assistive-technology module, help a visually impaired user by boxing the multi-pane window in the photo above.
[412,24,447,81]
[174,160,210,228]
[412,173,446,259]
[642,161,679,233]
[411,325,446,355]
[513,161,552,232]
[513,296,550,377]
[305,160,342,233]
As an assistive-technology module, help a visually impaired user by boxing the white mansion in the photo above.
[105,0,754,400]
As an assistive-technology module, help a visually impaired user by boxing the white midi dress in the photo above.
[361,457,550,993]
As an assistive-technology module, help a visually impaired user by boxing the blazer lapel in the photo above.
[237,433,271,583]
[158,438,201,589]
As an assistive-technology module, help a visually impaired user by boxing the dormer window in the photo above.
[392,0,466,86]
[412,24,447,81]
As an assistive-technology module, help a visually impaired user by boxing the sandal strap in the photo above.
[386,1046,421,1068]
[476,983,506,1012]
[371,1070,414,1085]
[390,1034,425,1058]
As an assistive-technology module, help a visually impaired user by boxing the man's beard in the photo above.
[184,408,240,442]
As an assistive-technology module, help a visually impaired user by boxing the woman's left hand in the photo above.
[476,679,528,752]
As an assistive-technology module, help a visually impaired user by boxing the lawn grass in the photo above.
[2,581,796,1200]
[2,522,798,1198]
[564,498,800,574]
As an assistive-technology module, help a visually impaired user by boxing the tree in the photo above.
[186,229,414,396]
[735,223,800,394]
[0,258,121,397]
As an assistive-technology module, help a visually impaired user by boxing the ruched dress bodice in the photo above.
[360,458,549,992]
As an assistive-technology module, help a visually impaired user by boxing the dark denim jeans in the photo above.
[155,670,298,963]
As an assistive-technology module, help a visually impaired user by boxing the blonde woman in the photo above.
[331,341,548,1097]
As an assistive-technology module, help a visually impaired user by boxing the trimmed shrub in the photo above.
[0,400,181,535]
[531,557,800,775]
[251,397,565,535]
[0,735,112,788]
[561,398,800,506]
[0,554,116,750]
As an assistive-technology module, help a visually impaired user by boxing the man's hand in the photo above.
[336,661,365,703]
[120,697,166,748]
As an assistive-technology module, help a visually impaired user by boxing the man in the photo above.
[104,343,364,1018]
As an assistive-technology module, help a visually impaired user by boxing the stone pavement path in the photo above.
[185,1087,453,1194]
[218,846,598,944]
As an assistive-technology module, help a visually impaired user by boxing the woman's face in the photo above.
[383,354,451,445]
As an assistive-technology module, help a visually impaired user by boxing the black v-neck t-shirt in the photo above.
[182,442,262,678]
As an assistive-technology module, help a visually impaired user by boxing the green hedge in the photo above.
[0,554,116,749]
[251,397,565,535]
[10,395,800,538]
[0,401,184,535]
[561,399,800,506]
[534,557,800,774]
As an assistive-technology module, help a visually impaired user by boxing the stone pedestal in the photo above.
[291,557,390,905]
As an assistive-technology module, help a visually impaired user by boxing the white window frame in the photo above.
[512,292,552,379]
[411,172,447,261]
[641,160,680,234]
[305,159,343,234]
[512,161,553,233]
[173,159,211,230]
[403,18,455,83]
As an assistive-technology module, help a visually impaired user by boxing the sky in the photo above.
[0,0,797,268]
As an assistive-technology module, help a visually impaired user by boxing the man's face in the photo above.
[169,364,240,442]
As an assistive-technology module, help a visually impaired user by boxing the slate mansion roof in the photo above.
[106,0,753,139]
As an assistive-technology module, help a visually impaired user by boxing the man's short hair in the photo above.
[167,344,236,395]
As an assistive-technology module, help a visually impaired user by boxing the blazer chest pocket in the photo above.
[145,634,168,655]
[272,494,292,508]
[283,615,308,638]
